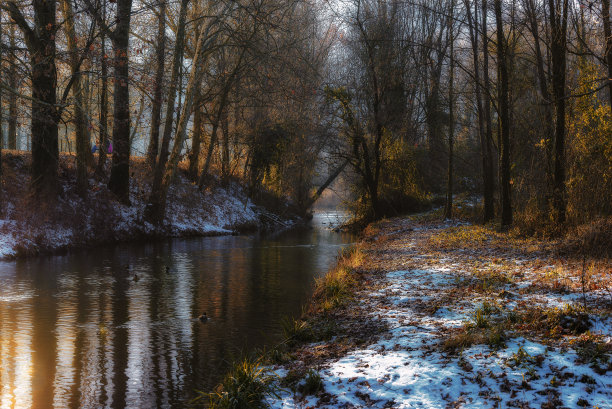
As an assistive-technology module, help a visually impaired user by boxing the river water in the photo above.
[0,212,354,408]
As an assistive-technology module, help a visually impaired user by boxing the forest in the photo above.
[0,0,610,408]
[0,0,610,232]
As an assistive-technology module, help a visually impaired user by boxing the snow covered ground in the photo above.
[0,171,293,259]
[268,219,611,408]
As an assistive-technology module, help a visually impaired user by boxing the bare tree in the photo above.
[146,0,167,168]
[61,0,93,196]
[495,0,512,226]
[4,0,60,196]
[549,0,570,223]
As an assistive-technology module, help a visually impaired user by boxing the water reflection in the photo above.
[0,214,354,408]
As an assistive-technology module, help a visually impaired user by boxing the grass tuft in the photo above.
[195,358,280,409]
[299,370,324,396]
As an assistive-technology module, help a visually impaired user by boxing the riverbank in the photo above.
[253,214,611,408]
[0,151,299,260]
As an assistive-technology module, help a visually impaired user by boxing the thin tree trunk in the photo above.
[146,0,167,168]
[549,0,569,224]
[444,9,455,220]
[61,0,90,196]
[526,0,554,188]
[148,0,189,210]
[147,23,212,222]
[96,10,109,178]
[304,159,349,211]
[107,0,134,204]
[0,10,3,201]
[8,23,17,150]
[129,94,146,148]
[468,0,495,222]
[198,83,232,188]
[221,104,230,184]
[481,0,495,221]
[188,88,203,181]
[495,0,512,226]
[602,0,612,110]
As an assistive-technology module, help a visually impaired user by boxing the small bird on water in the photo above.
[199,312,208,322]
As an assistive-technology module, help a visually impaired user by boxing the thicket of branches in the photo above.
[0,0,610,230]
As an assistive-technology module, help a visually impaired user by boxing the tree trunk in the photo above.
[199,118,220,188]
[495,0,512,226]
[304,159,349,211]
[221,104,230,184]
[444,9,455,220]
[146,0,167,168]
[8,23,17,150]
[466,0,495,222]
[107,0,133,204]
[189,89,203,181]
[198,85,232,189]
[7,0,61,196]
[602,0,612,110]
[526,0,554,189]
[0,9,3,199]
[147,23,211,222]
[145,0,190,223]
[481,0,495,222]
[61,0,90,196]
[549,0,569,224]
[96,12,109,178]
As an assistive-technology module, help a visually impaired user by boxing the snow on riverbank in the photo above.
[268,219,611,408]
[0,170,294,260]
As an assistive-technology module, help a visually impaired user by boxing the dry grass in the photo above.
[313,246,364,311]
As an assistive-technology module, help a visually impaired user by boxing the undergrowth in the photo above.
[313,246,363,311]
[194,358,281,408]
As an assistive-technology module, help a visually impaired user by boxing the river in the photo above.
[0,211,354,408]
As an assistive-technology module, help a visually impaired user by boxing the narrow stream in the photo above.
[0,212,354,408]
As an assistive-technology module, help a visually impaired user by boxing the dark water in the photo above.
[0,212,354,409]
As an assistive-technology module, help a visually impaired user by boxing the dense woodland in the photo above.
[0,0,610,231]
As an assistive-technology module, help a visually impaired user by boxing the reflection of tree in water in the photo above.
[0,221,354,408]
